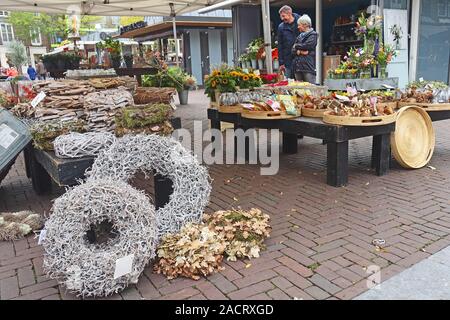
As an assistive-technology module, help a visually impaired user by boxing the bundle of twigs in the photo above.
[133,87,176,105]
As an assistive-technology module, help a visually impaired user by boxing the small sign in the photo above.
[38,229,47,245]
[114,254,134,279]
[0,124,19,149]
[31,91,46,108]
[419,77,424,82]
[335,94,350,102]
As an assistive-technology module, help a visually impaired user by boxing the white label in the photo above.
[38,229,47,245]
[114,254,134,279]
[419,77,424,82]
[31,91,46,108]
[335,94,350,102]
[0,124,19,149]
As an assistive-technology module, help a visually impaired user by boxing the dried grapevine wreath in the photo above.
[42,178,158,297]
[86,134,211,239]
[54,132,117,159]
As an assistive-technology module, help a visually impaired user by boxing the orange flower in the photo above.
[222,79,228,85]
[211,80,217,88]
[242,75,249,81]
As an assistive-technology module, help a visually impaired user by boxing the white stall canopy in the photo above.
[0,1,222,65]
[0,1,222,16]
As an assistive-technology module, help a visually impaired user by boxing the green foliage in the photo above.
[116,104,173,129]
[8,41,28,71]
[142,67,194,92]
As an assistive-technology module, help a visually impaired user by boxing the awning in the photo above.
[119,20,232,39]
[0,1,222,16]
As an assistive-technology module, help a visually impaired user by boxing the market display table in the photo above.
[208,108,394,187]
[24,117,181,209]
[114,67,157,85]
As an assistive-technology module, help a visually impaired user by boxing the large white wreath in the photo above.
[86,134,212,239]
[43,178,158,297]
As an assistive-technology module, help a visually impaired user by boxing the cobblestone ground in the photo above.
[1,90,450,300]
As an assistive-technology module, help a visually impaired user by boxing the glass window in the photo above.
[384,0,408,9]
[0,23,14,43]
[438,0,447,17]
[417,0,450,83]
[0,11,9,17]
[30,28,42,45]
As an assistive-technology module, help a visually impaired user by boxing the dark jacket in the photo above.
[277,13,300,68]
[292,29,318,75]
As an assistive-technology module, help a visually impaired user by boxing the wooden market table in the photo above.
[24,117,181,209]
[208,108,394,188]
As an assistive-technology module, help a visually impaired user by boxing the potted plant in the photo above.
[204,64,237,102]
[272,48,279,70]
[123,54,133,69]
[178,74,197,105]
[247,38,263,69]
[8,40,28,75]
[98,37,122,69]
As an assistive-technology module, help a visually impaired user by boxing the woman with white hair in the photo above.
[291,14,319,84]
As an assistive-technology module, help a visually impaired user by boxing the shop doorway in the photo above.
[200,31,210,81]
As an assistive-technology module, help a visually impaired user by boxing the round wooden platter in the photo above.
[398,102,450,111]
[218,105,243,114]
[322,111,396,126]
[241,110,300,120]
[301,107,327,118]
[378,101,399,110]
[391,106,435,169]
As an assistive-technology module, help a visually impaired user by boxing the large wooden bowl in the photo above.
[391,106,435,169]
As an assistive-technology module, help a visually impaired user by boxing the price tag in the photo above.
[31,91,46,108]
[335,94,350,102]
[114,254,134,279]
[38,229,47,245]
[0,124,19,149]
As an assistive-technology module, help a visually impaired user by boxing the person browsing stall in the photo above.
[292,14,318,84]
[277,5,300,79]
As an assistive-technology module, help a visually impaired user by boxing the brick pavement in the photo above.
[1,90,450,300]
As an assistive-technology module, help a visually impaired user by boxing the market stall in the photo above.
[205,63,450,187]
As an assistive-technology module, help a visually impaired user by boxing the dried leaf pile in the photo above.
[204,208,271,261]
[30,120,86,151]
[84,89,134,132]
[0,210,42,241]
[133,87,176,105]
[153,223,227,280]
[115,103,174,137]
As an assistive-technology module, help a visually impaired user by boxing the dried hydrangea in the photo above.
[203,208,272,261]
[0,211,42,241]
[153,223,227,280]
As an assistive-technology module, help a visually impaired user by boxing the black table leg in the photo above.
[29,148,52,195]
[371,135,381,169]
[374,134,390,176]
[327,141,349,187]
[234,124,256,162]
[23,144,33,179]
[154,173,173,210]
[282,132,298,154]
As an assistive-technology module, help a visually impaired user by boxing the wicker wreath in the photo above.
[86,134,211,239]
[42,178,158,297]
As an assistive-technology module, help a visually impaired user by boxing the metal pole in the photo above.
[315,0,323,84]
[170,3,180,67]
[261,0,273,73]
[409,0,421,82]
[172,16,180,67]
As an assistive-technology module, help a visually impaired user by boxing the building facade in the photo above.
[0,11,50,71]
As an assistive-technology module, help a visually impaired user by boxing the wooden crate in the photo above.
[322,111,396,126]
